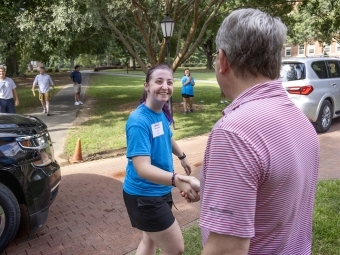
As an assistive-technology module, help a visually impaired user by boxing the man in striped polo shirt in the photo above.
[200,9,319,255]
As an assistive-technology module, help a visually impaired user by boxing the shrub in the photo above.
[54,68,59,72]
[47,68,53,72]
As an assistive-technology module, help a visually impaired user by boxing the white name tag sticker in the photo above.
[151,122,164,138]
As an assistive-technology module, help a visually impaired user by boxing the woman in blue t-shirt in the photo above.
[181,68,195,114]
[123,64,200,254]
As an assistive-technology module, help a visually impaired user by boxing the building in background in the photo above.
[282,41,340,58]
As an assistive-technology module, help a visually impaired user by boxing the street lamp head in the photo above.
[160,12,174,38]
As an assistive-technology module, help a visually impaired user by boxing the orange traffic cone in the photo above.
[69,138,83,164]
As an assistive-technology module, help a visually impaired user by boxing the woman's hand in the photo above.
[176,175,200,202]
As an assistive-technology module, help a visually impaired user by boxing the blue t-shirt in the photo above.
[181,76,195,95]
[70,71,82,83]
[123,104,173,196]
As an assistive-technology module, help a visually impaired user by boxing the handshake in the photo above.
[174,174,200,203]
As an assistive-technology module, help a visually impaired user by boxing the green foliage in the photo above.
[289,0,340,44]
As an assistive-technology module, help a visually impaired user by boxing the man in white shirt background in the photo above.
[0,66,19,113]
[32,66,54,116]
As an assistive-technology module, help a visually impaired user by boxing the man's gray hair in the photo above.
[216,8,287,79]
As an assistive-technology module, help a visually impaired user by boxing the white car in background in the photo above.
[280,57,340,133]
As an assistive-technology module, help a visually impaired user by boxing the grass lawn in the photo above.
[162,179,340,255]
[65,72,226,156]
[13,72,68,114]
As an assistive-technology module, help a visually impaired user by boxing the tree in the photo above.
[0,0,52,75]
[13,0,301,75]
[287,0,340,47]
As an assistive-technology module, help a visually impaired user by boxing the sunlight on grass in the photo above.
[16,87,62,114]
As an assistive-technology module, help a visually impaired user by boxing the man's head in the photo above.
[39,66,46,75]
[216,8,287,79]
[0,66,6,80]
[75,65,81,71]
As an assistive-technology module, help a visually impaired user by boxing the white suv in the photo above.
[280,57,340,132]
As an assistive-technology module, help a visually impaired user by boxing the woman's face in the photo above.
[145,69,174,105]
[185,69,190,76]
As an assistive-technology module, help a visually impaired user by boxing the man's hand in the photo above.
[31,88,36,97]
[176,175,200,203]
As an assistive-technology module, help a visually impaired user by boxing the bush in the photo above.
[54,68,59,72]
[47,68,53,72]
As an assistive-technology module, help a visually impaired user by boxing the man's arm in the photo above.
[12,89,19,106]
[48,76,55,89]
[70,72,74,82]
[202,232,250,255]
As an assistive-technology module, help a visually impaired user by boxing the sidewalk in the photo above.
[1,71,340,255]
[25,72,90,165]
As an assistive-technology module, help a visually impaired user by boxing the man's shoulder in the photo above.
[5,77,14,82]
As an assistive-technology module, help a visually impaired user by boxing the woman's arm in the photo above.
[171,137,191,175]
[182,77,191,86]
[132,156,199,201]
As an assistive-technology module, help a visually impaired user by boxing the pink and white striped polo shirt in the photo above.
[200,80,319,254]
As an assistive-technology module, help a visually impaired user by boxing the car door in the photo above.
[325,60,340,112]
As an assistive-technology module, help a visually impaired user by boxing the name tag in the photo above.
[151,122,164,138]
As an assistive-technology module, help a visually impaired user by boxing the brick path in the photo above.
[2,118,339,255]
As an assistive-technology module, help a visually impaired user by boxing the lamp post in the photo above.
[160,12,175,122]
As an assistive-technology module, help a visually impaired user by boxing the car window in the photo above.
[326,61,340,78]
[311,61,328,79]
[280,63,305,81]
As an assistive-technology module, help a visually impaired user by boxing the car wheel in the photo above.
[0,183,20,253]
[315,100,333,133]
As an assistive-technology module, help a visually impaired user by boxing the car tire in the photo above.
[0,183,20,254]
[315,100,333,133]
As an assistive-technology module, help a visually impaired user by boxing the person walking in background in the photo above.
[181,68,195,114]
[123,64,200,255]
[70,65,83,105]
[199,8,319,255]
[32,66,54,116]
[0,67,19,113]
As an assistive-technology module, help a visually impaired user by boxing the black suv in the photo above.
[0,114,61,253]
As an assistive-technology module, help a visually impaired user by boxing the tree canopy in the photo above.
[3,0,339,74]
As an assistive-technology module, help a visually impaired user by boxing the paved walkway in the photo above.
[1,71,340,255]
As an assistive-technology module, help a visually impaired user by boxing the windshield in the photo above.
[280,63,306,81]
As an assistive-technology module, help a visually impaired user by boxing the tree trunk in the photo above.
[5,54,19,77]
[201,35,214,70]
[70,58,75,69]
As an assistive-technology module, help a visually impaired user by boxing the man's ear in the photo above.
[218,50,231,74]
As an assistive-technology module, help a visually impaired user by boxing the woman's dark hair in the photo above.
[140,64,174,124]
[184,68,190,75]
